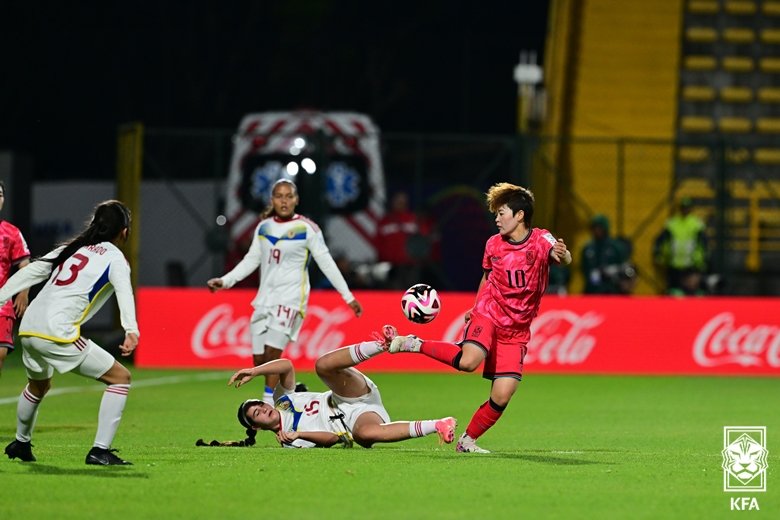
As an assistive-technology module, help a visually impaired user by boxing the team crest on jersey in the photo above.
[287,229,296,239]
[472,326,483,337]
[525,251,536,265]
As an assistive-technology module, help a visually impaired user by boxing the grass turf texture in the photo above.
[1,355,778,519]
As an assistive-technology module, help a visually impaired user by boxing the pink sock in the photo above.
[420,341,462,368]
[465,400,504,440]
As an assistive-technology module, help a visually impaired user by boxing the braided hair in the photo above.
[43,200,130,269]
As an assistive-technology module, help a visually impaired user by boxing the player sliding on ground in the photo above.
[231,326,456,448]
[387,182,572,453]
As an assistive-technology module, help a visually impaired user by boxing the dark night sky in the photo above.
[1,1,549,179]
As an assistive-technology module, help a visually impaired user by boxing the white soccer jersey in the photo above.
[0,242,139,343]
[272,376,391,448]
[276,391,346,448]
[220,215,354,313]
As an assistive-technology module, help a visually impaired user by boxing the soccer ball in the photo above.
[401,283,441,324]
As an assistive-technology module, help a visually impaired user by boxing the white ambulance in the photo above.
[223,111,386,276]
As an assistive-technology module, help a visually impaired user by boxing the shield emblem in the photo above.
[526,250,536,265]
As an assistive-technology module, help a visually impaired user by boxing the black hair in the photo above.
[237,399,262,446]
[237,398,262,429]
[243,428,257,446]
[486,182,535,227]
[43,200,131,269]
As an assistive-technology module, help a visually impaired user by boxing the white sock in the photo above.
[93,384,130,449]
[16,385,42,442]
[263,386,274,406]
[348,341,385,364]
[408,420,438,438]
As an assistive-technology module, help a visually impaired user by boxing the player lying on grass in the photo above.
[230,326,456,448]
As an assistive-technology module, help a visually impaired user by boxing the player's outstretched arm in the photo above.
[228,359,296,389]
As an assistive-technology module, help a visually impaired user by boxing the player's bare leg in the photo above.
[315,346,372,398]
[490,377,519,408]
[352,412,457,448]
[259,346,283,390]
[0,346,9,373]
[315,327,399,397]
[252,346,283,404]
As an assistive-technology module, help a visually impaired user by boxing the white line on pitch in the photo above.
[0,372,230,406]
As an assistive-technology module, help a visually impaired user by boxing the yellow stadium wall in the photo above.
[540,0,683,294]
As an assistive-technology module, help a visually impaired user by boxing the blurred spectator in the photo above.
[668,268,706,297]
[616,262,638,295]
[414,205,445,289]
[546,263,570,295]
[653,197,708,295]
[376,191,419,289]
[580,214,631,294]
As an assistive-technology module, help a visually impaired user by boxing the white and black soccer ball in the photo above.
[401,283,441,324]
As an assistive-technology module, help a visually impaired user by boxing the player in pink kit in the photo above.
[388,182,572,453]
[0,181,31,374]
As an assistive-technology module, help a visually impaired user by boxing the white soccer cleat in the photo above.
[455,433,490,453]
[388,334,423,353]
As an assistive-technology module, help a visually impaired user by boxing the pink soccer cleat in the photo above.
[435,417,457,445]
[371,324,398,349]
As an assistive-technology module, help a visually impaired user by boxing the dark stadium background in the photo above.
[0,1,549,180]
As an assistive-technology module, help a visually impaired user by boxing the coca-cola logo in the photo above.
[693,313,780,367]
[286,306,355,360]
[526,310,603,365]
[191,304,251,358]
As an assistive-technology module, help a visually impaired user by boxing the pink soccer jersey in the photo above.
[0,221,31,319]
[472,228,557,331]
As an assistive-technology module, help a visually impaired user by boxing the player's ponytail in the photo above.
[42,200,131,268]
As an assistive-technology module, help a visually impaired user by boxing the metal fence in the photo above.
[138,127,780,295]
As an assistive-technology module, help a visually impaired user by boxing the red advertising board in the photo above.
[136,288,780,376]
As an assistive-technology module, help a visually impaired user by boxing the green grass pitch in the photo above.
[1,354,777,519]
